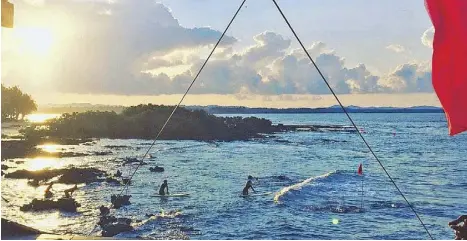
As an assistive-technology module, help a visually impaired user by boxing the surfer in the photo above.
[44,182,54,198]
[242,178,256,195]
[158,180,169,196]
[64,184,78,198]
[115,170,122,177]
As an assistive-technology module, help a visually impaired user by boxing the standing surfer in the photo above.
[242,177,256,195]
[159,180,169,196]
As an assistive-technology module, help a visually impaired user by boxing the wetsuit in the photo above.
[242,180,255,195]
[159,182,169,195]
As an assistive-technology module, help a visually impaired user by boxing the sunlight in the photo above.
[25,114,60,123]
[13,27,55,56]
[25,157,64,171]
[37,144,60,153]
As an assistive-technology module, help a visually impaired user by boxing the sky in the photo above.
[1,0,437,107]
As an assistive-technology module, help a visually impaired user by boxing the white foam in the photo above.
[273,171,336,203]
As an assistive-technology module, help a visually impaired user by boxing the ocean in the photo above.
[1,113,466,239]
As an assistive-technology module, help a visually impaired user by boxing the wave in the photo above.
[273,170,337,203]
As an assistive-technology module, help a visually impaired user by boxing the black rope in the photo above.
[270,0,434,239]
[115,0,247,197]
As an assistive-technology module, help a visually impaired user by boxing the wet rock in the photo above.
[6,167,107,184]
[122,178,131,185]
[20,198,81,212]
[99,206,110,216]
[27,179,40,187]
[110,195,131,209]
[1,164,10,170]
[93,151,112,156]
[98,215,133,237]
[149,166,164,172]
[101,222,133,237]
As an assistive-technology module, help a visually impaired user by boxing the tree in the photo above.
[1,84,37,121]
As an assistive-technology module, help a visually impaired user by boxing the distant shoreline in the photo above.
[36,104,444,115]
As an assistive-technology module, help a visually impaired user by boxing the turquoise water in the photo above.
[2,113,466,239]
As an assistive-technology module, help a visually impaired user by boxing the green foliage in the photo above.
[21,104,276,141]
[1,84,37,121]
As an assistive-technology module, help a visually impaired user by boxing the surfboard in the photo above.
[152,193,190,197]
[240,192,273,197]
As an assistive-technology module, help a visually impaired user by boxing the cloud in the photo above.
[386,44,406,53]
[2,1,434,97]
[2,0,236,95]
[379,62,432,93]
[421,27,434,48]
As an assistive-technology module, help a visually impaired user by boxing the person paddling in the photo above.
[242,177,256,195]
[159,180,169,196]
[44,182,54,198]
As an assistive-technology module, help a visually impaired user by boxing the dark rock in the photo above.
[101,222,133,237]
[1,164,10,170]
[20,198,80,212]
[149,166,164,172]
[122,178,131,185]
[93,151,112,156]
[99,205,110,216]
[110,195,131,209]
[6,167,107,184]
[1,218,42,238]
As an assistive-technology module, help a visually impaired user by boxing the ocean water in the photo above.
[1,113,466,239]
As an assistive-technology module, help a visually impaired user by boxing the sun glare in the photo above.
[26,157,64,171]
[37,144,61,153]
[14,27,55,56]
[25,114,60,123]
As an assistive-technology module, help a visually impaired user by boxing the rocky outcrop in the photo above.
[20,198,81,212]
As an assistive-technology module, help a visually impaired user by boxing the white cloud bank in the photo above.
[2,0,434,97]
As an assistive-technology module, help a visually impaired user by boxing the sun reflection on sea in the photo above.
[37,144,61,153]
[25,114,60,123]
[26,157,65,171]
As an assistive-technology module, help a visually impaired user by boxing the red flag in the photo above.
[357,163,363,176]
[425,0,467,136]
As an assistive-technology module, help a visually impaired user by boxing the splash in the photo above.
[273,171,336,203]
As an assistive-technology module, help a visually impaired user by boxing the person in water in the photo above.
[64,184,78,198]
[242,178,256,195]
[159,180,169,195]
[115,170,122,177]
[449,215,467,240]
[44,182,54,198]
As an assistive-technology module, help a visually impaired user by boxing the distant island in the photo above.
[38,103,444,114]
[187,105,444,114]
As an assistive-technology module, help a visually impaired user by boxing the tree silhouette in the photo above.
[1,84,37,121]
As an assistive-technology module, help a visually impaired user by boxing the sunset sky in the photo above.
[1,0,438,107]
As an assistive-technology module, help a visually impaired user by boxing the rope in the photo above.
[114,0,247,197]
[270,0,434,239]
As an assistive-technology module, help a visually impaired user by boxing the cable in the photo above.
[115,0,247,197]
[270,0,434,239]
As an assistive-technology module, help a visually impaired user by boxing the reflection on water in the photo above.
[25,113,60,123]
[37,144,60,153]
[26,157,64,171]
